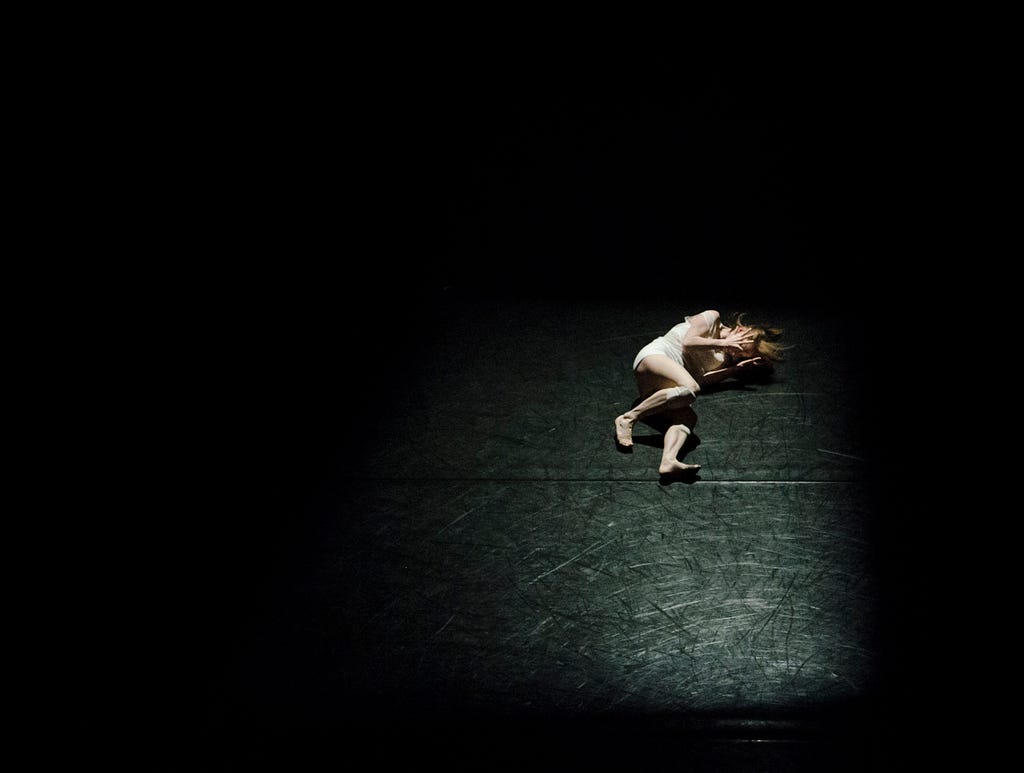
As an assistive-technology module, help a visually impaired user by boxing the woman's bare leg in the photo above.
[615,355,701,448]
[659,419,700,475]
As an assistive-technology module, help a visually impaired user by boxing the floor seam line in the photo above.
[335,478,863,484]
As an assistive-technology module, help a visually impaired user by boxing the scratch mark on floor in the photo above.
[816,448,864,461]
[433,613,456,637]
[529,538,616,585]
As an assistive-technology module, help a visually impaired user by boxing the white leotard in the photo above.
[632,311,726,383]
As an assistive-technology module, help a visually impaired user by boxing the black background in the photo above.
[55,48,964,767]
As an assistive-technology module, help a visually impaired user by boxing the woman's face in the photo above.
[722,325,759,358]
[737,341,759,358]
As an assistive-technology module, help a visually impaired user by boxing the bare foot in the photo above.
[658,460,701,476]
[614,415,634,447]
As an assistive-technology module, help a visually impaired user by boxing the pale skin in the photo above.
[614,310,772,477]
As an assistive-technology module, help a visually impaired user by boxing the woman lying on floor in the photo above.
[614,310,784,478]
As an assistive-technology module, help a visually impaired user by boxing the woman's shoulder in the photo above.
[682,310,720,330]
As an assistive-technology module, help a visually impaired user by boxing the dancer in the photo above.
[614,310,784,477]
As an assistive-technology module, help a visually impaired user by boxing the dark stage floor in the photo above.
[143,294,911,769]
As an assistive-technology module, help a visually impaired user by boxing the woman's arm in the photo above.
[682,335,724,348]
[700,365,741,385]
[703,357,773,385]
[682,310,753,351]
[681,310,721,350]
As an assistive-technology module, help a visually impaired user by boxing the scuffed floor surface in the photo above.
[199,298,887,769]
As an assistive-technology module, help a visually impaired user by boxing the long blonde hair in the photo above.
[733,313,786,362]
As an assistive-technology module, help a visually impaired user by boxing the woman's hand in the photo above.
[720,328,756,350]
